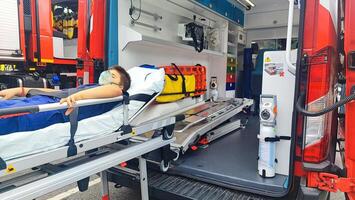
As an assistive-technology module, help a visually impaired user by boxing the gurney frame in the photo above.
[0,93,178,200]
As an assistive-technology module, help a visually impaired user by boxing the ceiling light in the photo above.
[244,0,255,7]
[236,0,255,10]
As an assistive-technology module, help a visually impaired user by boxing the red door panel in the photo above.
[89,0,106,60]
[344,0,355,198]
[301,0,338,164]
[30,0,53,63]
[77,0,92,85]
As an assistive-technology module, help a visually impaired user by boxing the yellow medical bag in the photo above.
[156,73,196,103]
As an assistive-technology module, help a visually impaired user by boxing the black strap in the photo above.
[27,89,68,98]
[0,157,6,170]
[27,86,99,99]
[27,87,89,99]
[130,93,155,102]
[264,136,291,142]
[171,63,187,95]
[158,89,207,96]
[67,89,78,157]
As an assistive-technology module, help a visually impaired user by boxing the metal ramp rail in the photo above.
[0,136,174,200]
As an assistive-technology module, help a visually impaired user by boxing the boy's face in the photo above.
[109,69,123,89]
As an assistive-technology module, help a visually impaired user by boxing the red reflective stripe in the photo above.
[0,112,30,119]
[198,138,209,145]
[191,146,198,151]
[53,58,77,65]
[119,162,127,168]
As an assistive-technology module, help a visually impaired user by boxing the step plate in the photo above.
[108,168,269,200]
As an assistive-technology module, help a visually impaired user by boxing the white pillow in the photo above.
[127,66,165,96]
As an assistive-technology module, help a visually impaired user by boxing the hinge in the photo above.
[318,173,355,193]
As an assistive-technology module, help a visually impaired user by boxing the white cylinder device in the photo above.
[258,125,276,177]
[210,77,218,102]
[258,95,277,178]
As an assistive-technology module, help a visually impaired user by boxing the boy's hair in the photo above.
[112,65,131,91]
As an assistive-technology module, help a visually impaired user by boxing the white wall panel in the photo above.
[245,0,300,46]
[118,0,228,98]
[0,0,21,56]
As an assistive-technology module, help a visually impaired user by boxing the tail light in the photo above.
[303,47,335,163]
[303,96,330,162]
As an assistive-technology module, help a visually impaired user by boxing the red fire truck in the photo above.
[0,0,107,89]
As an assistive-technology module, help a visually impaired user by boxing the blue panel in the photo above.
[226,82,236,91]
[243,48,253,98]
[107,0,118,67]
[194,0,244,26]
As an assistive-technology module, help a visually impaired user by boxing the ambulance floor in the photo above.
[169,115,289,195]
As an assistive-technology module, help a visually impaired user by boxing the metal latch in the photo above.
[318,173,355,193]
[348,51,355,69]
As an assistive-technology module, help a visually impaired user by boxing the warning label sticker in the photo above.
[264,63,284,76]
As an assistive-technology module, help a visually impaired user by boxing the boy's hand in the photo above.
[60,94,80,115]
[0,88,20,100]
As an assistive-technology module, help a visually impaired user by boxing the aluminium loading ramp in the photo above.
[128,98,253,164]
[171,98,253,154]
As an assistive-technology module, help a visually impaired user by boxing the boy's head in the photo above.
[107,65,131,91]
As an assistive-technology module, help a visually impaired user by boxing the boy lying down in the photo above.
[0,66,131,135]
[0,66,131,115]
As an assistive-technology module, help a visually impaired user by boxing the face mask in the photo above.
[98,70,112,85]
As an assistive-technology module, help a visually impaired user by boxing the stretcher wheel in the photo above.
[162,126,174,140]
[172,149,180,162]
[160,160,170,172]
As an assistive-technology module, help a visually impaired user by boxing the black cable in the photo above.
[130,0,141,22]
[296,92,355,117]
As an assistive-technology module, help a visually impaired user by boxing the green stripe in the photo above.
[227,66,236,73]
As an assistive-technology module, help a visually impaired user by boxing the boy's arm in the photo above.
[72,84,123,100]
[0,87,58,100]
[60,84,122,115]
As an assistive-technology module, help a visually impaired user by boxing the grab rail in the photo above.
[286,0,296,75]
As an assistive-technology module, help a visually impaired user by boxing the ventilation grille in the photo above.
[23,0,31,15]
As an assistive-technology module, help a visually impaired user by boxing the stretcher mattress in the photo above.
[0,66,165,161]
[0,86,117,136]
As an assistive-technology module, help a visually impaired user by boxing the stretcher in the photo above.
[0,65,252,199]
[0,66,165,162]
[0,92,180,200]
[0,67,180,200]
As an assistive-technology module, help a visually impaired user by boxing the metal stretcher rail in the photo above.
[0,136,174,200]
[0,96,124,116]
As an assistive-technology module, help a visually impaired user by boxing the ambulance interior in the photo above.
[118,0,300,197]
[52,0,78,59]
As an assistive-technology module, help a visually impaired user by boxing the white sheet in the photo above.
[0,67,165,161]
